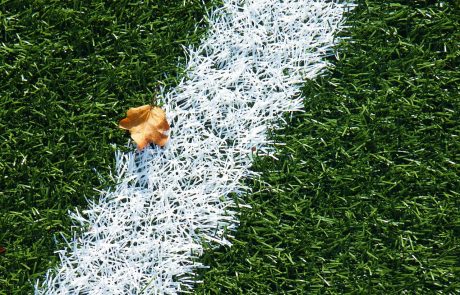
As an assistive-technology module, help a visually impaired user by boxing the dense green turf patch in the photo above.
[195,1,459,293]
[0,1,215,293]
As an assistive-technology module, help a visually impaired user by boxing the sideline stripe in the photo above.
[37,0,349,293]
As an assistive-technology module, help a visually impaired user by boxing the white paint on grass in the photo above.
[37,0,350,293]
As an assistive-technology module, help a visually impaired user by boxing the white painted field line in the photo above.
[36,0,350,293]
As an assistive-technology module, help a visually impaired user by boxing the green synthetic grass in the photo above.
[0,1,215,293]
[195,1,460,294]
[1,0,459,294]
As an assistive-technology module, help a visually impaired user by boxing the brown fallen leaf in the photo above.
[0,246,6,254]
[119,105,170,150]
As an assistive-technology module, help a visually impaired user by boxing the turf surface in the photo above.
[195,1,460,294]
[1,0,459,294]
[0,1,214,293]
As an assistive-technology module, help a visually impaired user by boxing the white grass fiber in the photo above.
[37,0,349,293]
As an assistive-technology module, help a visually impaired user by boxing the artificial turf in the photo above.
[0,1,215,293]
[1,0,459,294]
[195,1,460,294]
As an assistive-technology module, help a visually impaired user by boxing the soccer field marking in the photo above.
[36,0,349,293]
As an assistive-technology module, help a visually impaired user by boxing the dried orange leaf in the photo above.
[119,105,170,150]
